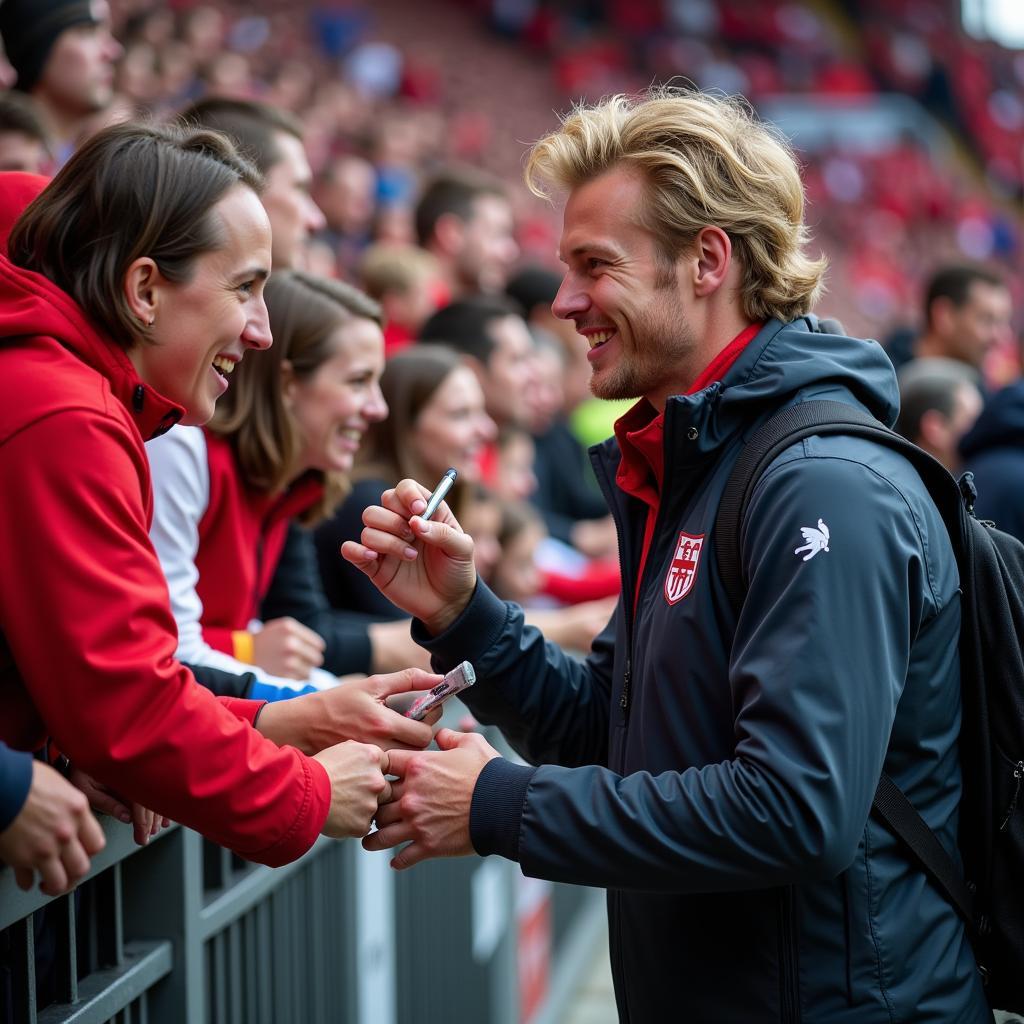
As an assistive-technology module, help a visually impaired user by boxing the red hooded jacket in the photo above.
[0,240,330,865]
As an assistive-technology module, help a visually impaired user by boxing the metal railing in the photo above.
[1,817,603,1024]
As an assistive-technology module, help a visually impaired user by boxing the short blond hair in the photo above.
[358,243,438,300]
[525,89,826,323]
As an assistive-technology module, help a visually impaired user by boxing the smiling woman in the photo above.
[0,122,349,866]
[146,270,399,700]
[313,345,497,620]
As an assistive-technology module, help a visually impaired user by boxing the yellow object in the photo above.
[232,630,255,664]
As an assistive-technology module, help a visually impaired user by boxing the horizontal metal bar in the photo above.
[0,822,176,931]
[198,835,334,939]
[34,940,172,1024]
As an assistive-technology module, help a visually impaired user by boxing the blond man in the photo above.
[346,90,987,1022]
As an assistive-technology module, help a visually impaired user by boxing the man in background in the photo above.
[0,0,121,165]
[414,171,519,300]
[181,97,326,271]
[0,91,50,173]
[895,357,983,472]
[914,264,1012,380]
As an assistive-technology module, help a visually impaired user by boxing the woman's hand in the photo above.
[69,768,171,846]
[256,668,442,755]
[251,617,326,679]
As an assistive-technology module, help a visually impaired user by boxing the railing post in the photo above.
[121,825,205,1024]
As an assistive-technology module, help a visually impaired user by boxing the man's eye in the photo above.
[587,258,608,270]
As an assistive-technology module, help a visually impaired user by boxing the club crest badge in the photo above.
[664,532,704,605]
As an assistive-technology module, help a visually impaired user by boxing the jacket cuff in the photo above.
[0,745,34,832]
[411,581,510,670]
[469,757,536,861]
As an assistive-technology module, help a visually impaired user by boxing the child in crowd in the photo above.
[358,242,445,357]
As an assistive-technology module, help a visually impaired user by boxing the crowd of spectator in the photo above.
[2,6,1024,1013]
[1,0,1020,359]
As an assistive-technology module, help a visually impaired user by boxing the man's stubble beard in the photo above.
[589,294,695,402]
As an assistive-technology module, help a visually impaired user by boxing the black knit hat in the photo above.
[0,0,100,93]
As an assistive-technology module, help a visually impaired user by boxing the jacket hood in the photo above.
[0,252,184,440]
[0,171,47,250]
[661,316,900,456]
[958,379,1024,457]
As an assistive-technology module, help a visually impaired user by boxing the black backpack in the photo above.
[714,399,1024,1014]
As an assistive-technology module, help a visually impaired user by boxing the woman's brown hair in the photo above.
[8,120,261,348]
[355,345,471,521]
[208,269,382,525]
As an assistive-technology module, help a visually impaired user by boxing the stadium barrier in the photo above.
[1,754,603,1023]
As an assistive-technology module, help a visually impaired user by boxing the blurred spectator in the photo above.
[491,497,616,652]
[491,426,538,504]
[419,296,536,438]
[895,357,983,472]
[316,345,496,619]
[315,154,377,277]
[459,483,503,585]
[358,242,444,356]
[0,92,50,173]
[180,97,326,270]
[414,170,519,298]
[0,0,122,164]
[507,266,615,557]
[507,265,592,414]
[914,264,1012,379]
[959,376,1024,542]
[491,498,545,605]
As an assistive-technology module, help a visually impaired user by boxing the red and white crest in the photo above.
[664,532,704,605]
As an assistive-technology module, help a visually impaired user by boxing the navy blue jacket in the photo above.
[0,740,32,832]
[415,319,987,1022]
[959,378,1024,542]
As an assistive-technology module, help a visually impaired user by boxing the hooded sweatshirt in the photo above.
[0,240,330,866]
[418,318,987,1022]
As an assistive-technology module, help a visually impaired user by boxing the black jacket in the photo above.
[261,521,374,675]
[959,378,1024,542]
[415,318,987,1022]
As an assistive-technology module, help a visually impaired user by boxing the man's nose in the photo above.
[551,273,588,321]
[305,195,327,234]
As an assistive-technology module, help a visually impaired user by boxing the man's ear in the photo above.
[691,226,732,298]
[918,407,951,452]
[123,257,161,326]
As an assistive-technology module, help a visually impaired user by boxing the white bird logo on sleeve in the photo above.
[794,519,830,561]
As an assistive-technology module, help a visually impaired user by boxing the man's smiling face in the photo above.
[552,165,696,408]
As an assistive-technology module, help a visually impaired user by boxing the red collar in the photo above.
[615,322,761,508]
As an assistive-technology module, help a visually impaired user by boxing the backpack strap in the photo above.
[716,400,894,611]
[714,398,976,927]
[872,774,975,924]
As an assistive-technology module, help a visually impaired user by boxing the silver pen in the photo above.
[421,468,457,521]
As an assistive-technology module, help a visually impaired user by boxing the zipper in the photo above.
[1000,760,1024,831]
[590,452,637,733]
[778,886,802,1023]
